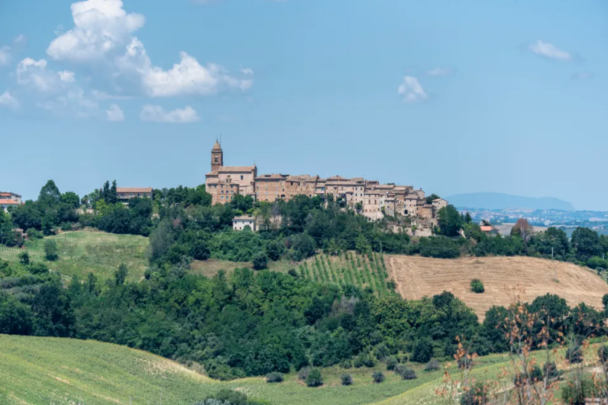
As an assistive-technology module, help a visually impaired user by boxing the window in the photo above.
[241,175,243,180]
[214,156,218,163]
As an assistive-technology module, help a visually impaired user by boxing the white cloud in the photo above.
[426,67,452,77]
[106,103,125,121]
[529,40,572,61]
[13,35,27,47]
[46,0,252,97]
[140,104,200,123]
[0,91,19,109]
[398,76,428,103]
[0,46,11,66]
[16,58,61,93]
[241,68,253,75]
[58,70,76,82]
[571,72,594,80]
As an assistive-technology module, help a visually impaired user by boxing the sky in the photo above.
[0,0,607,210]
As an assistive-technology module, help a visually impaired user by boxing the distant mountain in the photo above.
[446,192,575,211]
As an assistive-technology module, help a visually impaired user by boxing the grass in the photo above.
[190,258,295,278]
[301,252,394,296]
[0,229,149,282]
[0,334,489,405]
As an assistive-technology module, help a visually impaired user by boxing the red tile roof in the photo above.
[480,226,495,232]
[0,199,19,205]
[116,187,153,193]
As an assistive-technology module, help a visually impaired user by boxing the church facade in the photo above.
[204,141,447,224]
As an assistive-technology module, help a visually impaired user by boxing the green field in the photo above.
[0,334,545,405]
[299,252,393,296]
[0,230,149,282]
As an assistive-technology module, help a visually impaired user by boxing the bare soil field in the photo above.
[386,255,608,320]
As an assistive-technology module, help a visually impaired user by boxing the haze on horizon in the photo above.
[1,0,606,210]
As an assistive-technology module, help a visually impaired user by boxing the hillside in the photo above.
[447,192,574,210]
[0,334,463,405]
[386,255,608,320]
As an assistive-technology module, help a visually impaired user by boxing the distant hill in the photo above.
[446,192,574,211]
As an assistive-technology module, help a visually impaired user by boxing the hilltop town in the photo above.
[204,141,447,232]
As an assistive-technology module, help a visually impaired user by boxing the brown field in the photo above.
[386,255,608,320]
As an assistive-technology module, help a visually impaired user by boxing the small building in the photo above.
[116,187,153,203]
[233,216,256,232]
[0,198,19,212]
[480,225,499,236]
[0,191,22,204]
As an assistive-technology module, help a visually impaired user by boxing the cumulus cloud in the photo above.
[140,104,200,123]
[0,46,11,66]
[426,67,453,77]
[529,40,572,61]
[398,76,428,103]
[106,104,125,121]
[16,58,61,93]
[58,70,76,82]
[0,91,19,109]
[46,0,252,97]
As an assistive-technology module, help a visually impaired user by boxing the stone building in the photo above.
[116,187,153,203]
[204,142,447,228]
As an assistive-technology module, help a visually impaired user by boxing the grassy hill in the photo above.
[0,334,528,405]
[0,229,149,282]
[387,255,608,320]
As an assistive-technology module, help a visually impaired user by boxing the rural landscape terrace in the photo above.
[1,0,608,404]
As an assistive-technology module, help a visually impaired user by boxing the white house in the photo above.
[233,216,256,232]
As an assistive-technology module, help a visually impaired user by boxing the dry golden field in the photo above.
[386,255,608,320]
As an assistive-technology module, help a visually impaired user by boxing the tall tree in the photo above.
[511,218,534,254]
[38,180,61,208]
[437,205,464,237]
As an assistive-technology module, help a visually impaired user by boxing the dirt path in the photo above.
[386,255,608,320]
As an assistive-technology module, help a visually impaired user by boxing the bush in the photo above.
[28,262,49,275]
[458,356,473,370]
[397,367,417,380]
[513,365,543,386]
[566,345,584,364]
[460,382,489,405]
[340,373,353,386]
[266,372,283,383]
[340,359,352,369]
[411,339,433,363]
[543,361,561,380]
[44,239,59,261]
[252,252,268,270]
[298,367,310,381]
[306,369,323,387]
[26,229,43,240]
[18,251,30,265]
[470,279,484,293]
[386,356,398,371]
[372,371,385,384]
[424,359,440,372]
[599,345,608,364]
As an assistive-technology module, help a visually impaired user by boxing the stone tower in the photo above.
[211,140,223,171]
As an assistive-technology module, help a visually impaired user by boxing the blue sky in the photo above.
[0,0,607,210]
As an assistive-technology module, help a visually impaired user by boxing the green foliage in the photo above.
[418,236,461,259]
[386,356,398,370]
[265,372,284,383]
[587,256,607,270]
[44,239,58,261]
[470,279,484,293]
[199,389,266,405]
[411,339,433,363]
[372,371,385,384]
[306,369,323,387]
[437,205,464,237]
[565,344,583,364]
[115,263,128,285]
[572,227,602,261]
[340,373,353,386]
[18,251,30,265]
[252,252,269,270]
[395,365,417,380]
[459,382,489,405]
[28,262,49,275]
[424,359,440,372]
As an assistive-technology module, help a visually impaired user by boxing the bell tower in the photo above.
[211,140,223,171]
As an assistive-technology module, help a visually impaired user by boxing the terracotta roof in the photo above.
[206,170,219,176]
[0,199,19,205]
[218,166,256,173]
[0,191,21,197]
[327,175,347,181]
[480,226,495,232]
[212,141,222,151]
[233,215,255,221]
[116,187,153,193]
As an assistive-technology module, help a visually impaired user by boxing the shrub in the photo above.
[18,251,30,265]
[44,239,59,261]
[28,262,49,275]
[566,345,584,364]
[252,252,268,270]
[424,359,440,372]
[411,339,433,363]
[513,365,543,387]
[470,279,484,293]
[398,367,417,380]
[543,361,561,380]
[460,382,489,405]
[386,356,398,371]
[458,356,473,370]
[306,369,323,387]
[340,373,353,386]
[372,371,385,384]
[353,355,364,368]
[266,372,283,383]
[26,229,43,240]
[340,359,352,369]
[298,367,310,381]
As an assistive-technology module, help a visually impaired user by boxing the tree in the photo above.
[38,180,61,208]
[44,239,59,261]
[18,251,30,265]
[511,218,534,254]
[60,192,80,209]
[572,227,601,261]
[115,263,128,285]
[355,235,372,255]
[411,339,433,363]
[372,371,385,383]
[252,252,268,270]
[341,373,353,386]
[470,279,484,293]
[437,205,464,237]
[426,194,440,204]
[0,293,34,335]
